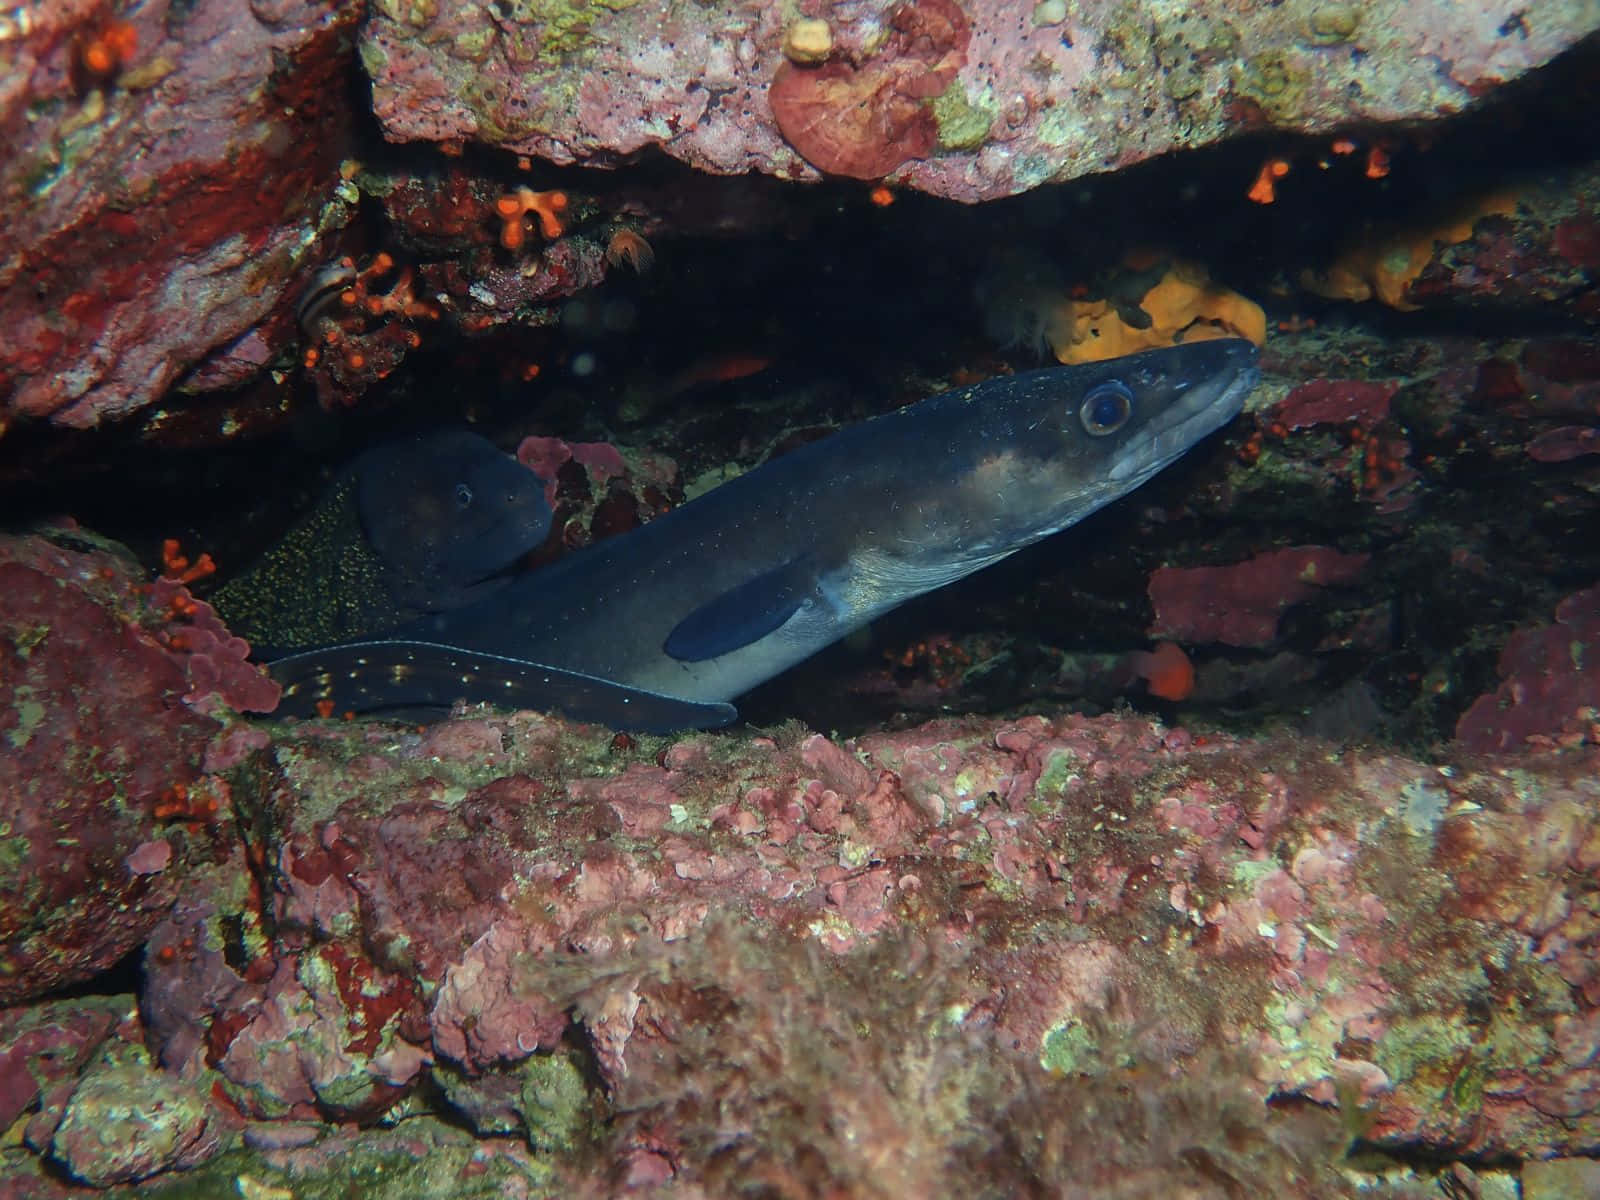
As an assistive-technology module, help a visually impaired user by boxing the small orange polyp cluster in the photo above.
[77,20,137,81]
[334,253,438,322]
[153,778,224,824]
[161,538,216,586]
[495,187,569,250]
[298,253,441,402]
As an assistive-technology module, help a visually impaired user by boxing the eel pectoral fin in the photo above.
[270,641,738,733]
[662,554,817,662]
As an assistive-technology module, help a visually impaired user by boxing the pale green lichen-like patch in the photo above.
[807,911,858,945]
[357,37,389,78]
[1229,856,1280,889]
[1232,50,1311,122]
[51,1041,226,1188]
[1304,3,1360,45]
[949,767,984,808]
[840,839,873,869]
[932,82,995,151]
[87,1116,560,1198]
[517,1052,593,1153]
[490,0,640,61]
[1372,1013,1476,1091]
[1034,748,1081,799]
[452,26,497,61]
[1039,1018,1094,1074]
[371,0,437,28]
[7,693,46,748]
[1031,0,1067,25]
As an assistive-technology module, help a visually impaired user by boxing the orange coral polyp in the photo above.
[1247,166,1277,205]
[530,190,568,238]
[79,21,137,78]
[496,187,569,250]
[82,41,117,74]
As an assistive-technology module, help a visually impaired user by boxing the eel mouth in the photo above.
[1108,342,1260,483]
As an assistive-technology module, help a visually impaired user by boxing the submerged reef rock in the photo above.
[0,700,1591,1194]
[0,533,269,1004]
[1456,582,1600,754]
[0,0,359,429]
[2,1,1599,1193]
[361,0,1590,198]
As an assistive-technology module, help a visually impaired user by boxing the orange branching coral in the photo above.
[296,254,441,404]
[604,229,655,273]
[160,538,216,587]
[1300,191,1518,310]
[1041,254,1267,366]
[496,187,569,250]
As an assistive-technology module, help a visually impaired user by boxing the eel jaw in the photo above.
[1108,359,1259,484]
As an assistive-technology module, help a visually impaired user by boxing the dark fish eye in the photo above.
[455,483,474,508]
[1080,380,1133,436]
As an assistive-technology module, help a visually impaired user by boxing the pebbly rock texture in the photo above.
[0,0,358,429]
[0,997,124,1136]
[48,1039,230,1187]
[0,531,271,1004]
[360,0,1596,200]
[112,705,1600,1192]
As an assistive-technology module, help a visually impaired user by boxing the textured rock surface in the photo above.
[121,706,1600,1187]
[1456,582,1600,753]
[0,533,269,1003]
[0,0,356,428]
[361,0,1595,199]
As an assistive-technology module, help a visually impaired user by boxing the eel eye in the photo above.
[455,483,474,508]
[1080,380,1133,436]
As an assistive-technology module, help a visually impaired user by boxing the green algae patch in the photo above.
[7,693,46,749]
[1304,3,1360,45]
[1232,51,1311,123]
[371,0,438,28]
[1039,1018,1094,1074]
[933,82,995,151]
[1033,747,1081,805]
[92,1116,564,1199]
[495,0,640,60]
[516,1052,595,1153]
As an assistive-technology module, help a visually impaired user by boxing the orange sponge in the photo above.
[1300,191,1518,310]
[1044,255,1266,366]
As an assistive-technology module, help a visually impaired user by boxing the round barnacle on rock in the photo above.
[1031,0,1067,27]
[783,18,833,64]
[1306,4,1360,45]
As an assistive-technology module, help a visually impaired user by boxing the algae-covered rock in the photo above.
[50,1044,229,1186]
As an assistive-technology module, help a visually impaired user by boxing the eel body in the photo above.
[212,431,550,654]
[271,339,1259,729]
